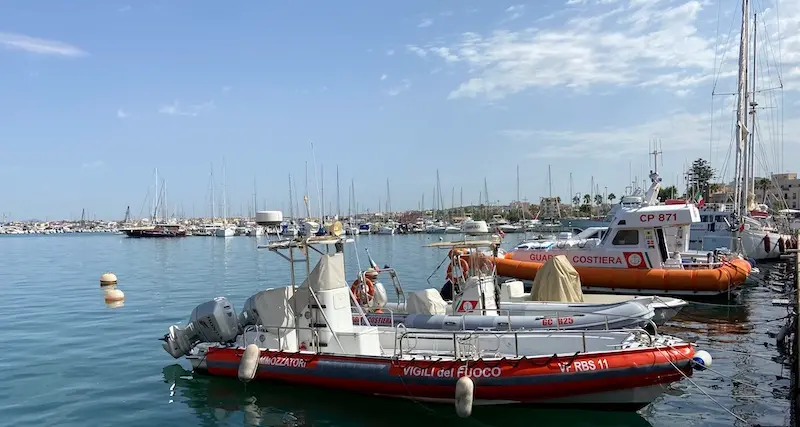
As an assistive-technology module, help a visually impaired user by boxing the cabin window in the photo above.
[700,215,708,222]
[655,228,669,262]
[612,230,639,246]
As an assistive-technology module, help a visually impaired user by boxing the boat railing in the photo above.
[392,327,655,359]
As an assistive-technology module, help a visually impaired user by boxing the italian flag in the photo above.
[695,194,705,207]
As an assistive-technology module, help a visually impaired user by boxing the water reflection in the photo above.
[163,364,652,427]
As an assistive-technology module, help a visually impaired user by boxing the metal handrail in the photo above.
[392,325,659,360]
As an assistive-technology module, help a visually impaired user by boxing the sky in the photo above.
[1,0,799,221]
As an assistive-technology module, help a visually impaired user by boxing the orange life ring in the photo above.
[351,278,374,304]
[446,257,470,281]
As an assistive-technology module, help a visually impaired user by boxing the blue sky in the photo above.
[1,0,798,220]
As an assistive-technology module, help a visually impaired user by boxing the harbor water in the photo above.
[0,233,792,426]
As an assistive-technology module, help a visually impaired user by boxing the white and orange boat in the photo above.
[161,216,712,415]
[498,174,751,296]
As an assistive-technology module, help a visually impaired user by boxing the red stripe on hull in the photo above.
[199,344,693,404]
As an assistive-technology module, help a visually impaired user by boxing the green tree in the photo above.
[572,195,580,205]
[686,158,715,200]
[608,193,616,204]
[583,194,591,205]
[579,204,591,214]
[755,177,772,203]
[657,185,678,202]
[594,194,603,206]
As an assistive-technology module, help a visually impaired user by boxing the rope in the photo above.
[699,364,779,395]
[654,345,748,424]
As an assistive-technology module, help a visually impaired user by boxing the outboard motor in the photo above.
[161,296,240,359]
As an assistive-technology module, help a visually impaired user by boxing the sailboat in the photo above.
[689,1,792,260]
[215,160,235,238]
[124,168,187,238]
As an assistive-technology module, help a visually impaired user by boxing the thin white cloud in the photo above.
[82,160,105,169]
[407,0,800,100]
[0,32,87,57]
[380,74,388,81]
[417,18,434,28]
[118,5,132,12]
[505,5,525,20]
[406,45,427,57]
[386,49,395,56]
[440,11,454,17]
[116,109,128,119]
[386,79,411,96]
[222,85,232,93]
[158,100,215,117]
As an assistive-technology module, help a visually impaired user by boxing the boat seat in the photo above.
[500,280,527,302]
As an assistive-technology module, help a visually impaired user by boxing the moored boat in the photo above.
[161,226,711,414]
[500,172,751,296]
[124,224,187,238]
[352,240,684,329]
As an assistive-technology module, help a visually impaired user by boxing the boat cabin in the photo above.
[510,204,701,269]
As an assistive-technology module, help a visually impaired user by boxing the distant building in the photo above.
[755,172,800,209]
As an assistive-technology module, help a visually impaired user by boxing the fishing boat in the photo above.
[498,171,751,296]
[161,221,711,414]
[352,240,684,330]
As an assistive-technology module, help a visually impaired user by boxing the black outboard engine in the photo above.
[161,297,241,359]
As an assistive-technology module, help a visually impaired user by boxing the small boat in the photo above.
[161,228,711,414]
[352,240,684,330]
[215,226,235,238]
[501,171,751,296]
[124,224,187,238]
[358,223,372,235]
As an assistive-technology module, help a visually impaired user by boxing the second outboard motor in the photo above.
[161,297,240,359]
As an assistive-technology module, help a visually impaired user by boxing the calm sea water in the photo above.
[0,233,792,426]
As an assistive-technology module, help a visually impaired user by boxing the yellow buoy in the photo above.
[100,272,118,287]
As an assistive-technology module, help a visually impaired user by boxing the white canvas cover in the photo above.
[406,289,449,315]
[246,288,295,334]
[530,255,584,302]
[288,253,347,312]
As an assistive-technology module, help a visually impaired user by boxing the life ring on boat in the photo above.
[446,257,470,281]
[764,234,771,253]
[779,237,786,254]
[351,278,374,304]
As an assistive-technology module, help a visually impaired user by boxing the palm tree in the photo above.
[583,194,591,205]
[608,193,616,204]
[572,195,580,205]
[755,178,772,203]
[594,194,603,206]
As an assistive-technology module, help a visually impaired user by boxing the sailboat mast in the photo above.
[288,174,294,220]
[748,12,758,204]
[733,0,750,217]
[336,165,341,218]
[548,165,553,198]
[320,164,325,222]
[210,165,215,222]
[153,167,158,222]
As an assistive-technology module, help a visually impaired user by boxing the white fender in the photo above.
[238,344,260,382]
[454,376,474,418]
